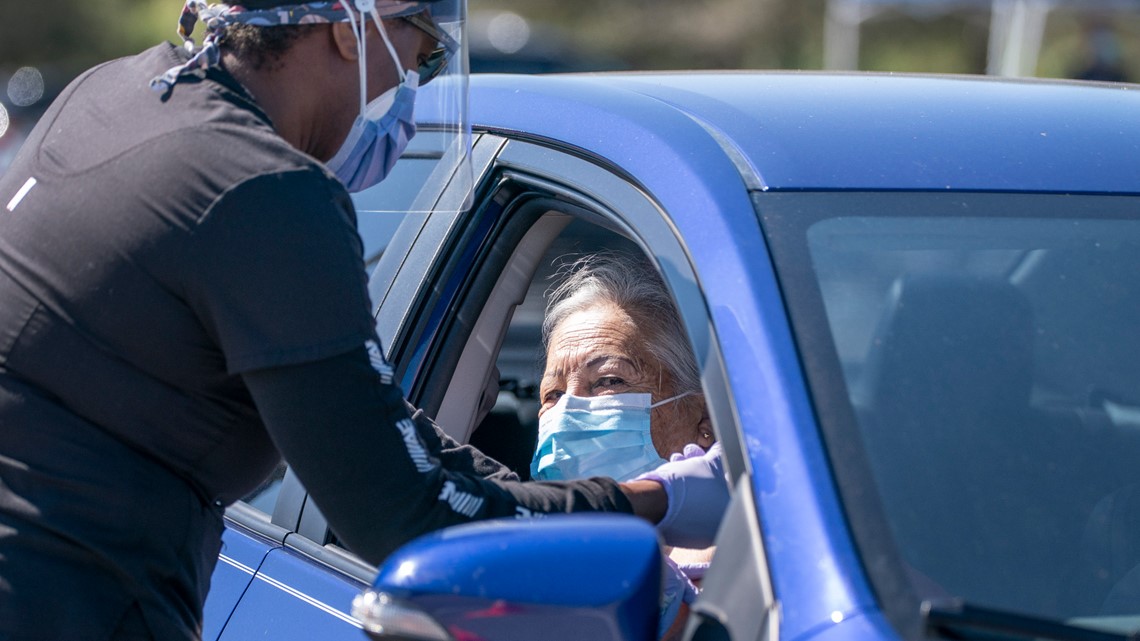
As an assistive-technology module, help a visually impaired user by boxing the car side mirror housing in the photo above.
[353,513,662,641]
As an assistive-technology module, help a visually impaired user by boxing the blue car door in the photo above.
[201,520,281,641]
[217,545,369,639]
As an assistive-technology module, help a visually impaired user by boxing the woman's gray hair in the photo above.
[542,252,701,395]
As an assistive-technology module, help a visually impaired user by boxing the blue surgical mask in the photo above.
[326,72,418,192]
[531,391,693,482]
[326,3,419,193]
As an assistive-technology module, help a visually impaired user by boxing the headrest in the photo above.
[865,275,1034,419]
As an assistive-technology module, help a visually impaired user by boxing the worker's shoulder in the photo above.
[39,43,315,184]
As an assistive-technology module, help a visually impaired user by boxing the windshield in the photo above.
[759,192,1140,633]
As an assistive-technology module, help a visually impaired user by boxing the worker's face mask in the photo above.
[326,4,419,193]
[530,391,693,482]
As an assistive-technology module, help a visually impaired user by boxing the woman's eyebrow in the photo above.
[586,355,639,372]
[543,354,639,383]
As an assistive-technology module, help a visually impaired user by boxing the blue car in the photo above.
[202,72,1140,641]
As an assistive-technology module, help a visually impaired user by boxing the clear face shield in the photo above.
[363,0,472,214]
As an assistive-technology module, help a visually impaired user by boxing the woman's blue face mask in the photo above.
[530,391,693,482]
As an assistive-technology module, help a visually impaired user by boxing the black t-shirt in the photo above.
[0,43,630,641]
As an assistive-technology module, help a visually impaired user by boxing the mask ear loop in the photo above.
[369,10,408,84]
[344,3,367,115]
[348,0,409,117]
[650,390,697,409]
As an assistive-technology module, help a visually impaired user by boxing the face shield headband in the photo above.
[149,0,455,95]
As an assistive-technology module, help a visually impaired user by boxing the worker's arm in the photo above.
[242,344,634,564]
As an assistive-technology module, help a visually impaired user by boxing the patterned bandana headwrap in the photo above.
[149,0,431,94]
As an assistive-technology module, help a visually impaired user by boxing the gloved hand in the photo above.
[636,442,729,549]
[659,554,699,638]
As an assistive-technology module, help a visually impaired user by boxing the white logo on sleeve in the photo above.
[438,481,484,518]
[365,340,394,384]
[396,418,435,473]
[6,177,36,212]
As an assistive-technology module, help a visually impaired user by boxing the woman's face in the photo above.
[539,303,714,457]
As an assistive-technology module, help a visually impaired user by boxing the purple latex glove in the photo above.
[659,553,699,638]
[636,442,728,548]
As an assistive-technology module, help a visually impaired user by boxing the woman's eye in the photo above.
[543,390,564,405]
[594,376,626,389]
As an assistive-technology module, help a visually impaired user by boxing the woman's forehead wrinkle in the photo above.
[587,354,638,371]
[551,311,637,356]
[542,304,663,389]
[544,351,638,381]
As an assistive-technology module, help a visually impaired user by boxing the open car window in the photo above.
[389,138,739,482]
[463,217,645,479]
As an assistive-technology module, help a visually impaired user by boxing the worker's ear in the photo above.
[330,22,359,61]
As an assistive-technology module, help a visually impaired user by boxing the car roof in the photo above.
[465,71,1140,194]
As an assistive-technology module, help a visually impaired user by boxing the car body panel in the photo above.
[201,524,279,640]
[216,546,366,638]
[799,610,900,641]
[460,72,1140,194]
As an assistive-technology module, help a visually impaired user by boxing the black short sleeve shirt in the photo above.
[0,43,374,501]
[0,42,374,639]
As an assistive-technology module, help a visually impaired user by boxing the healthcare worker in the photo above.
[0,1,728,639]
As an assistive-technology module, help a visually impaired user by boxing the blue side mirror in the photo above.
[352,514,662,641]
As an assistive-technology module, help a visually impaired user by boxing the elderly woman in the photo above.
[530,251,717,639]
[532,252,715,481]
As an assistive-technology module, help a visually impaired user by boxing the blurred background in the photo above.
[2,0,1138,171]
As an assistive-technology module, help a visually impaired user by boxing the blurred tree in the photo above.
[1,0,171,79]
[470,0,1139,80]
[859,9,990,74]
[1,0,1136,98]
[3,0,1136,174]
[468,0,826,71]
